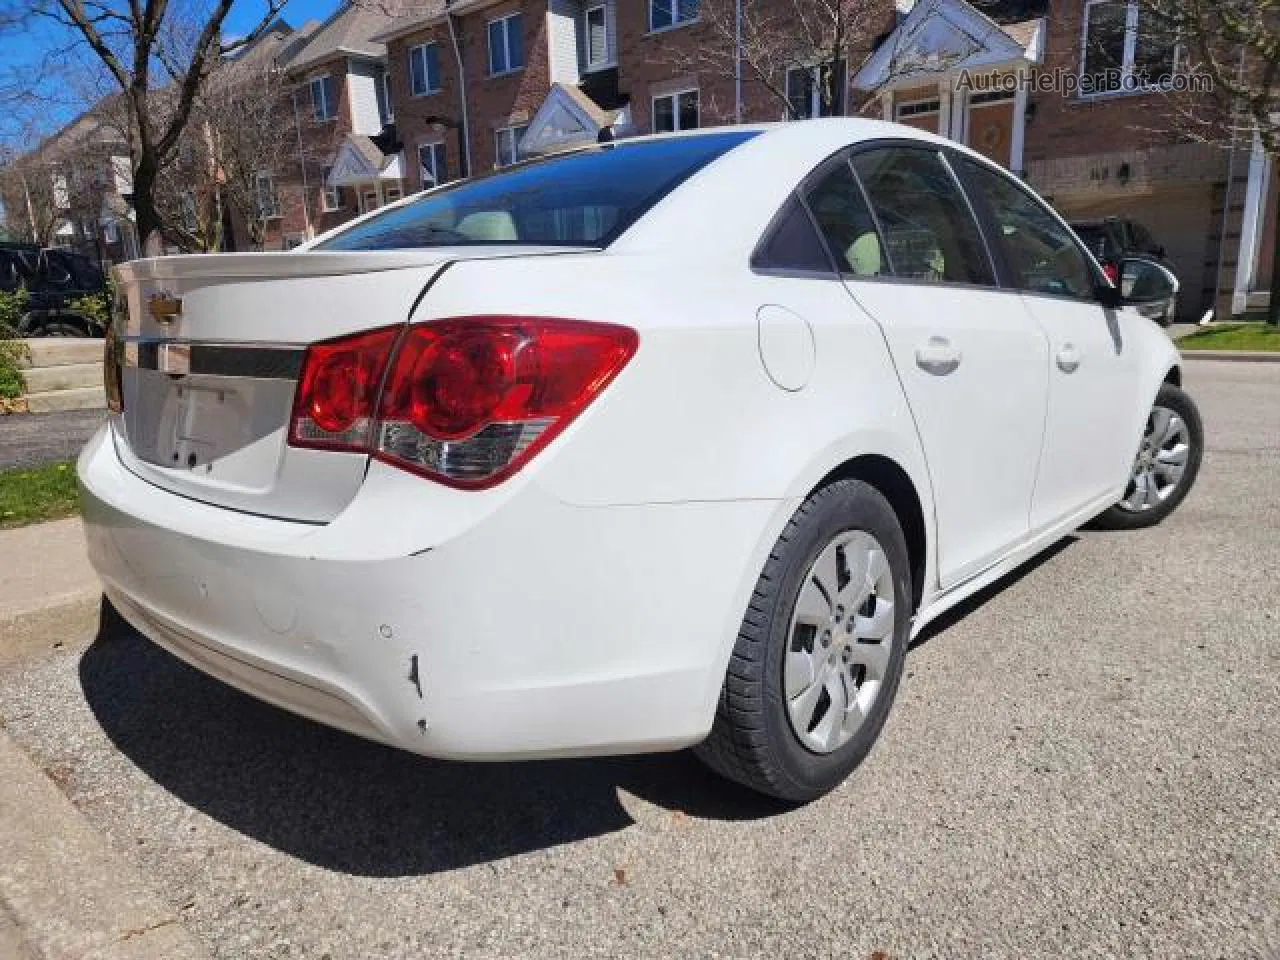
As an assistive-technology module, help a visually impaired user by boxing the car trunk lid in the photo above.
[110,249,578,522]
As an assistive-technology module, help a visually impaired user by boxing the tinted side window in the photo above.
[851,148,993,286]
[803,160,887,277]
[959,158,1096,300]
[752,194,834,274]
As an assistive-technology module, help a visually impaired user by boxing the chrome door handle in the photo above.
[915,336,961,376]
[1056,343,1082,374]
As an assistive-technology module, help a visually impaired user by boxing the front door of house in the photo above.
[967,93,1015,166]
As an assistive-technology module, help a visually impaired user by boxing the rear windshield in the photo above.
[315,131,758,252]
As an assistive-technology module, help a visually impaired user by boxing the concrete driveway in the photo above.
[0,361,1276,959]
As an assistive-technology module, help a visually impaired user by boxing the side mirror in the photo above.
[1096,282,1122,309]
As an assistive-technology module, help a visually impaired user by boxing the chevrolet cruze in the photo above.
[79,120,1202,802]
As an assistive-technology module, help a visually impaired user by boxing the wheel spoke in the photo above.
[793,577,830,627]
[788,662,827,731]
[785,649,818,699]
[849,638,891,681]
[815,670,849,752]
[1142,469,1160,507]
[854,596,895,641]
[810,544,843,604]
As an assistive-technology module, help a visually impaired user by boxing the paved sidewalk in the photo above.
[0,517,100,665]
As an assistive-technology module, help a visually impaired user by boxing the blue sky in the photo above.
[1,0,343,147]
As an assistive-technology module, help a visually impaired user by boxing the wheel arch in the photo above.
[1164,364,1181,387]
[811,454,927,614]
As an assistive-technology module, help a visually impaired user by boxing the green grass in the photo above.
[0,461,80,529]
[1177,323,1280,352]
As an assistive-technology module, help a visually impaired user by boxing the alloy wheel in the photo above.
[784,530,896,754]
[1118,404,1190,513]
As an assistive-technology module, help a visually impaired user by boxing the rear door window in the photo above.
[317,132,758,251]
[850,147,994,286]
[957,157,1097,300]
[803,159,887,277]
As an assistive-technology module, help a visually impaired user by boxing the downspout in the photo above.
[291,88,314,239]
[447,7,472,178]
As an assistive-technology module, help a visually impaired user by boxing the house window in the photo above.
[649,0,698,32]
[310,75,337,121]
[488,13,524,76]
[896,98,941,119]
[179,192,199,231]
[495,125,529,167]
[585,4,609,68]
[254,172,281,219]
[409,42,441,96]
[377,71,393,123]
[1081,0,1177,96]
[785,61,846,119]
[321,165,342,212]
[652,89,698,133]
[103,220,120,244]
[418,141,448,188]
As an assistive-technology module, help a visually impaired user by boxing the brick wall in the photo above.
[388,22,467,186]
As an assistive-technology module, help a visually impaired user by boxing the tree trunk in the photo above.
[131,156,163,256]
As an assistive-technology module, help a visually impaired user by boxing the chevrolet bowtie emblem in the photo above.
[148,292,182,324]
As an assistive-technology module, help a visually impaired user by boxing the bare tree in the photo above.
[1134,0,1280,322]
[7,0,291,254]
[650,0,893,120]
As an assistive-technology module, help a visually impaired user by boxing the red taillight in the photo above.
[287,317,638,489]
[288,325,399,450]
[1102,260,1120,285]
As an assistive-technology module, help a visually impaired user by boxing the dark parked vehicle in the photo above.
[0,243,108,337]
[1069,217,1177,325]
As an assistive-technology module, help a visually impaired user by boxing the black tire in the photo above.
[1092,382,1203,530]
[694,478,912,803]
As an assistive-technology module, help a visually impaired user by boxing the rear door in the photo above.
[952,155,1144,530]
[807,144,1049,587]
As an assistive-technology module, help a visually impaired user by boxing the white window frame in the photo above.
[254,171,281,220]
[310,74,336,122]
[320,165,341,212]
[409,42,441,97]
[895,97,941,120]
[651,87,699,133]
[784,61,846,120]
[1078,0,1180,99]
[584,4,610,70]
[103,219,120,244]
[495,124,528,167]
[417,141,448,188]
[379,70,394,122]
[487,12,524,76]
[648,0,698,33]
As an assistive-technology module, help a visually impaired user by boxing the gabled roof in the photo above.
[279,1,403,72]
[854,0,1043,91]
[520,84,621,157]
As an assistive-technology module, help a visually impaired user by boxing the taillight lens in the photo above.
[288,325,399,450]
[286,317,638,489]
[376,317,638,488]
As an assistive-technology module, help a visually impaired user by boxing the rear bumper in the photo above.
[78,425,789,759]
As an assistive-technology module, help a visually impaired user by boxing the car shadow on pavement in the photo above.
[78,602,788,879]
[909,534,1079,650]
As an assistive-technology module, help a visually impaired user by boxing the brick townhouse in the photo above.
[854,0,1275,319]
[259,0,1275,320]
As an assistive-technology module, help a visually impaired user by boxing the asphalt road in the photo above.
[0,409,105,471]
[0,360,1276,959]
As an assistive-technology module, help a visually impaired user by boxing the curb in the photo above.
[1179,350,1280,363]
[0,730,211,960]
[0,518,100,666]
[0,594,102,667]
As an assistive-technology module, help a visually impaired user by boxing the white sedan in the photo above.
[80,120,1202,802]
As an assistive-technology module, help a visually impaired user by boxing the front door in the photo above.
[953,154,1143,530]
[806,145,1049,587]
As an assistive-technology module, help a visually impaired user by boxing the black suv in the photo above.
[1068,217,1167,279]
[0,243,108,337]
